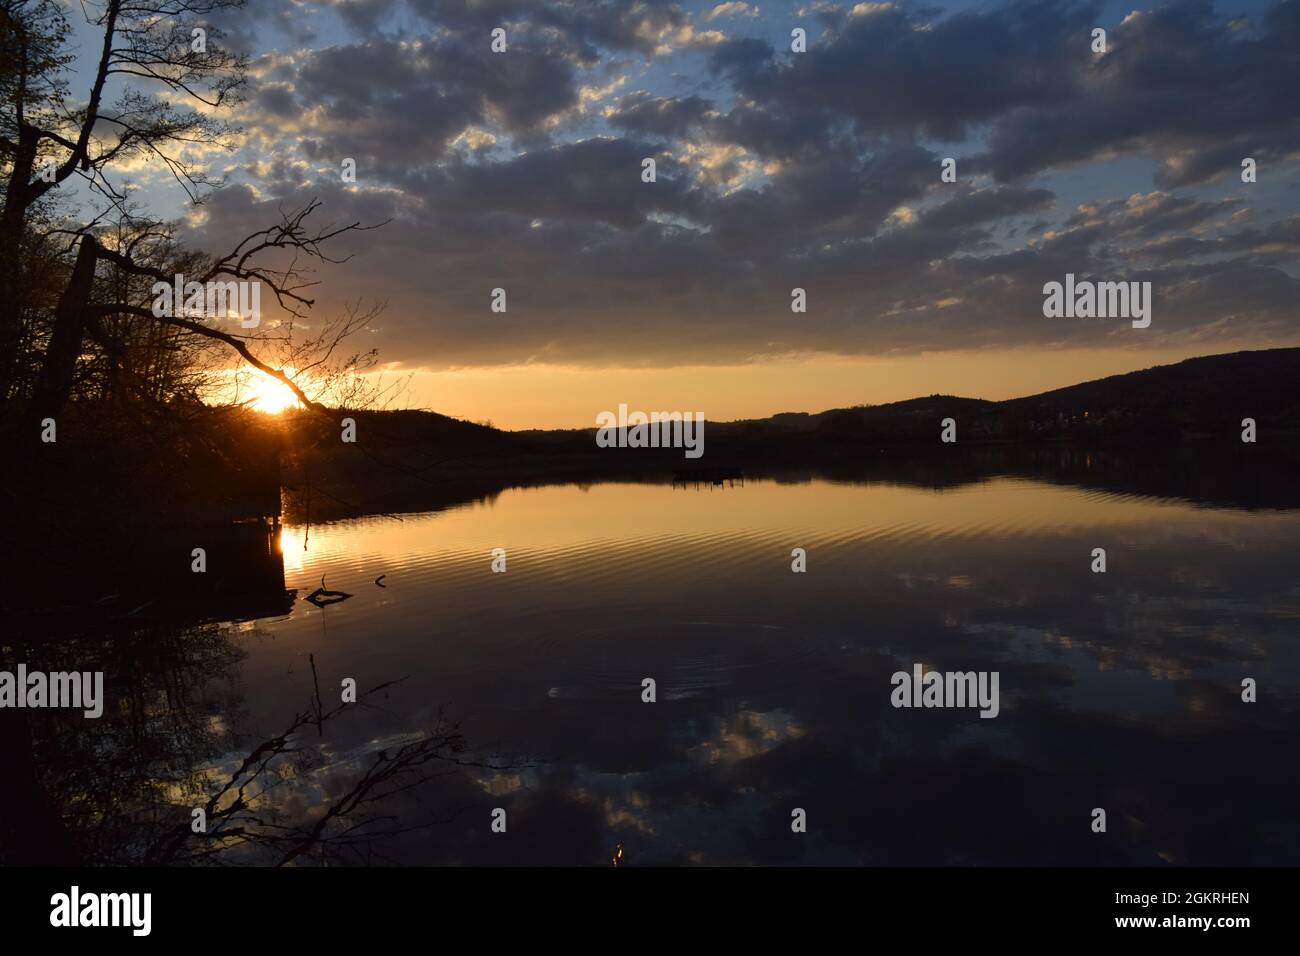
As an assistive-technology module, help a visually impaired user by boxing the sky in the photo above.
[67,0,1300,427]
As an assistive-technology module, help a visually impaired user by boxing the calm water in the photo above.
[207,476,1300,865]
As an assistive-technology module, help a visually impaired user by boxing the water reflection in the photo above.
[5,455,1300,866]
[255,477,1300,865]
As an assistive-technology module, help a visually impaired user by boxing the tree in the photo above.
[1,0,247,401]
[29,199,388,422]
[0,0,73,399]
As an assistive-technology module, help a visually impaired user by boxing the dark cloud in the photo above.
[253,82,300,119]
[333,0,403,33]
[921,186,1056,230]
[701,142,940,255]
[705,1,1300,189]
[248,33,580,170]
[607,93,715,138]
[984,0,1300,184]
[715,2,1097,142]
[407,0,692,62]
[1062,192,1241,239]
[181,0,1300,369]
[426,137,703,228]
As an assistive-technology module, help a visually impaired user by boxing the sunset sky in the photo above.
[69,0,1300,427]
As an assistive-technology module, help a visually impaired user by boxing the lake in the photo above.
[190,475,1300,865]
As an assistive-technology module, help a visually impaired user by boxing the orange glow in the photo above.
[392,344,1298,430]
[244,367,303,414]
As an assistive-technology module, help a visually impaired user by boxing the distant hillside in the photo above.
[711,348,1300,443]
[712,395,993,439]
[996,348,1300,438]
[280,348,1300,518]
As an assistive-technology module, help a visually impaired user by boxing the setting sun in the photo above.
[245,367,303,414]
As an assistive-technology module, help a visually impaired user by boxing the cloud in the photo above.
[714,1,1096,142]
[607,93,717,138]
[982,0,1300,185]
[704,2,760,21]
[169,0,1300,371]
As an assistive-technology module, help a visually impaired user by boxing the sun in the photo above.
[245,367,304,414]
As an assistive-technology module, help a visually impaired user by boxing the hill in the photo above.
[274,348,1300,518]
